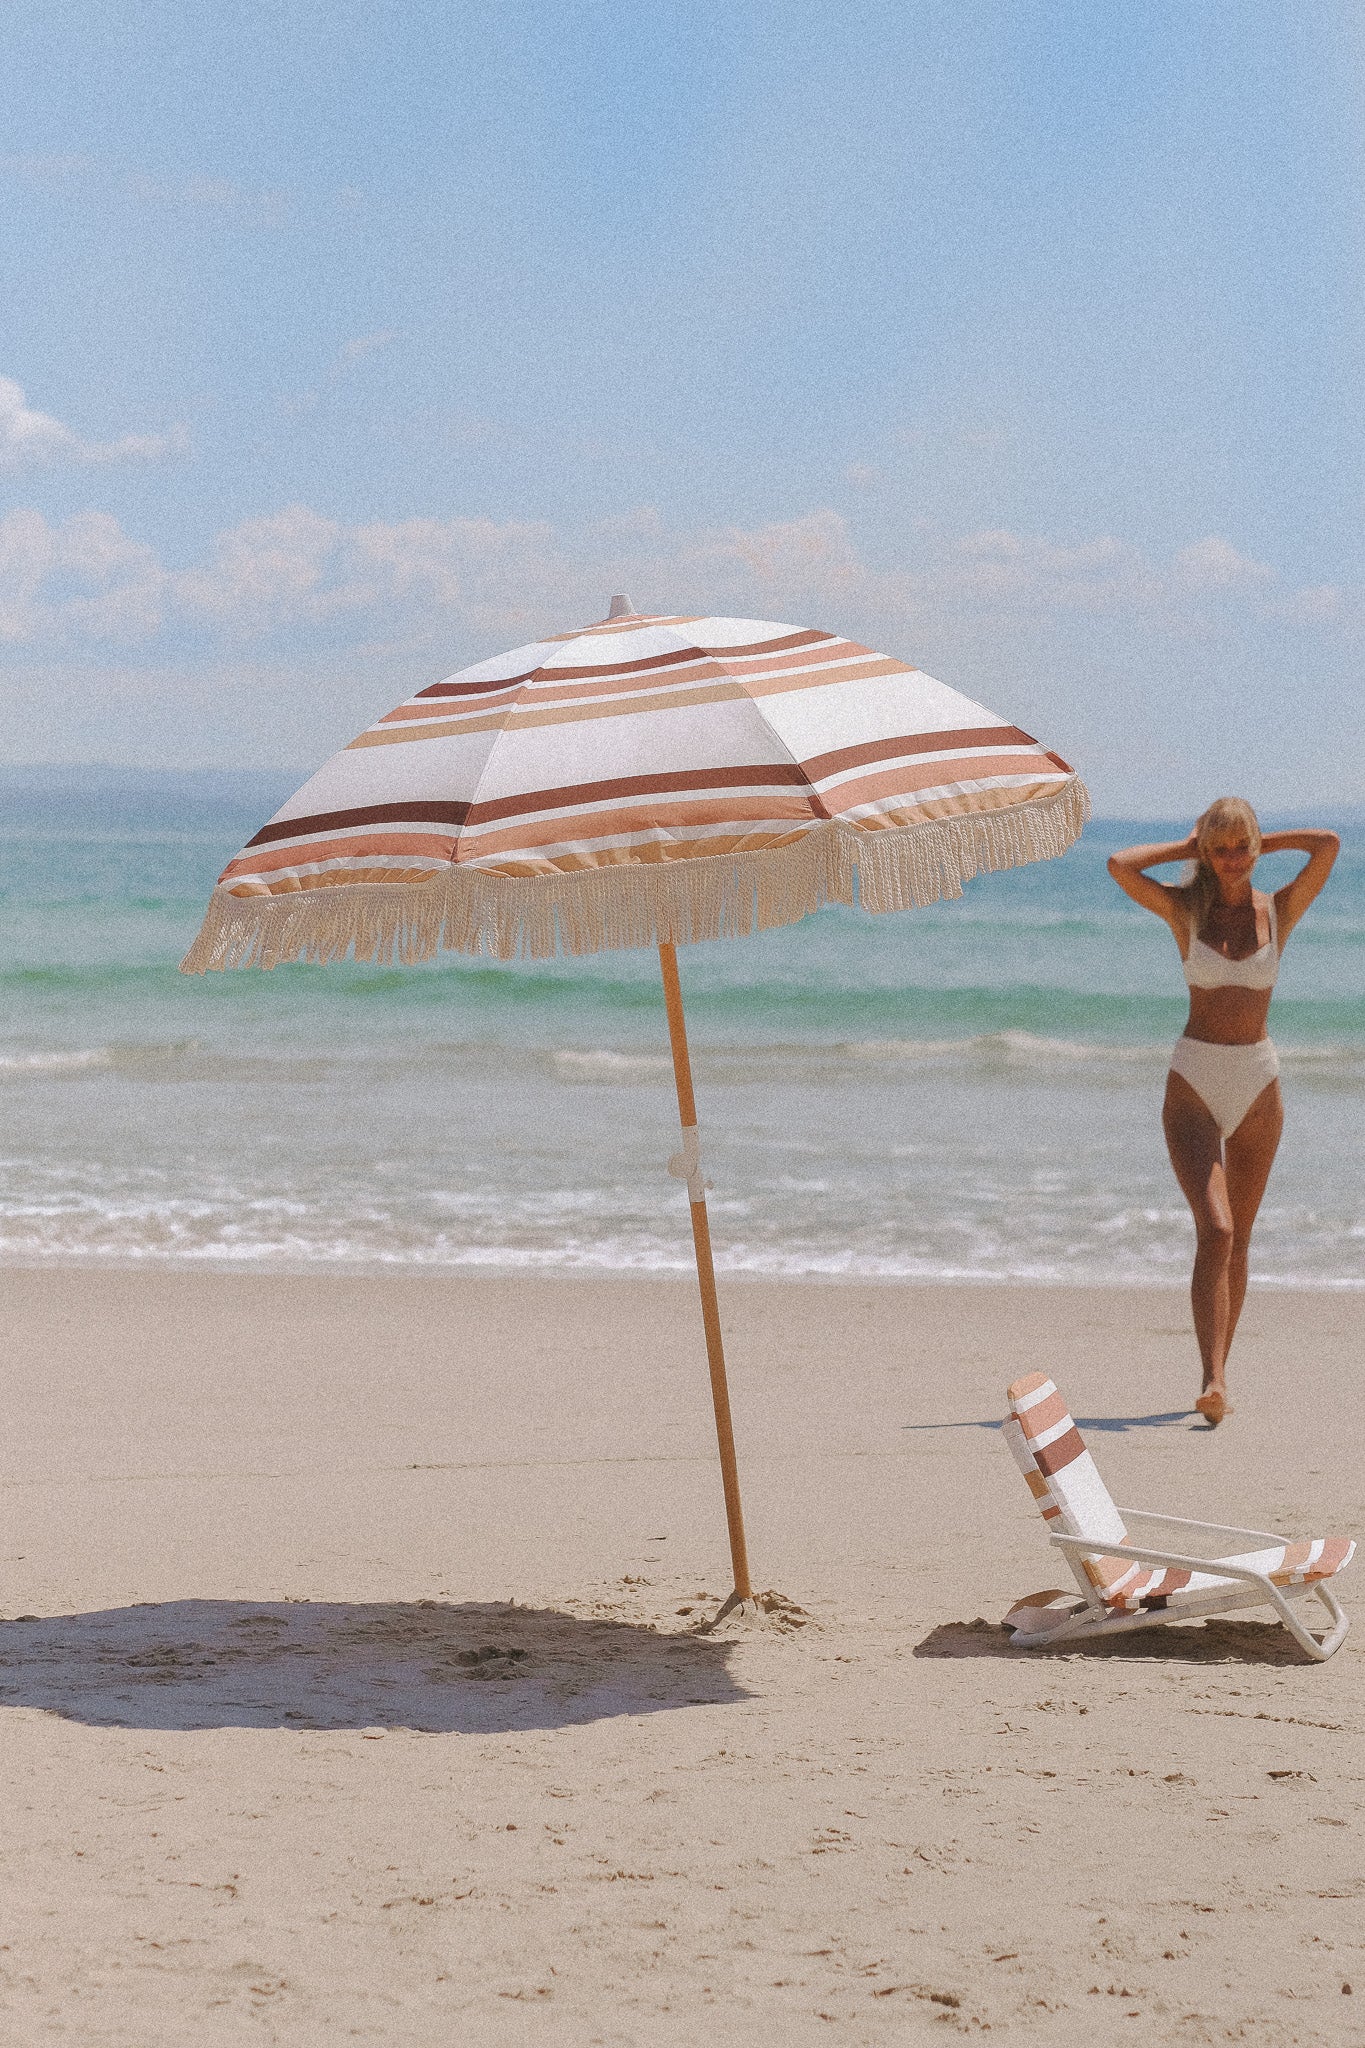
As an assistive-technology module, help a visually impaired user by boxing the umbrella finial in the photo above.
[607,594,634,619]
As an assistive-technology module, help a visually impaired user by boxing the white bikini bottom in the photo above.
[1168,1036,1279,1139]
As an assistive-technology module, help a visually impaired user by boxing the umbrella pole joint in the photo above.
[658,942,754,1616]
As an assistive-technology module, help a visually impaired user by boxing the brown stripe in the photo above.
[458,793,816,860]
[246,800,470,849]
[413,671,537,702]
[825,761,1060,821]
[349,678,750,746]
[398,658,725,717]
[1032,1426,1086,1477]
[803,726,1037,785]
[223,829,460,880]
[466,762,811,829]
[706,627,835,658]
[533,628,835,682]
[543,612,705,641]
[412,629,846,701]
[354,659,904,748]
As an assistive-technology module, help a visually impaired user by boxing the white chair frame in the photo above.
[1012,1507,1350,1661]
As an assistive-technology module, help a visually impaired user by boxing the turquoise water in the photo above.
[3,773,1363,1284]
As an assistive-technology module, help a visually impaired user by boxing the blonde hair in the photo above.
[1183,796,1262,936]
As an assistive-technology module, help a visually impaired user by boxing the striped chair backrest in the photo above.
[1004,1373,1128,1551]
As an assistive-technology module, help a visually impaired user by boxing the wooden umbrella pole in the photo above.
[658,942,754,1610]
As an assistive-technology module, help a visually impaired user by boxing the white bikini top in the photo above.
[1183,896,1279,990]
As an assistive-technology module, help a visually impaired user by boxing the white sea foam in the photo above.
[0,1047,114,1074]
[3,809,1363,1285]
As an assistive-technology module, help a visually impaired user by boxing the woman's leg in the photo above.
[1163,1071,1233,1398]
[1222,1081,1284,1353]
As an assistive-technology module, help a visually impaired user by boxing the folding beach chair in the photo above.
[1002,1374,1354,1660]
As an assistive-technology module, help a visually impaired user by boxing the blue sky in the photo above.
[1,0,1361,812]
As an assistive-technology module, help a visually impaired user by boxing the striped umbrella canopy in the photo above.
[184,599,1088,1623]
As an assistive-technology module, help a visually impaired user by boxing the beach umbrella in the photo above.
[183,598,1088,1623]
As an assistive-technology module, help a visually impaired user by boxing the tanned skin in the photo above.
[1107,826,1339,1422]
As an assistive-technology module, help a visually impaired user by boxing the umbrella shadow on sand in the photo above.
[0,1599,750,1734]
[914,1616,1327,1665]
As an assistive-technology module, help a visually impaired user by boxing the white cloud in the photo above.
[337,330,400,365]
[0,509,163,643]
[0,154,289,229]
[0,501,1354,653]
[1261,582,1344,625]
[1171,535,1275,591]
[122,171,289,228]
[174,507,351,633]
[0,376,185,471]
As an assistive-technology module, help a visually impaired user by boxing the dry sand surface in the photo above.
[0,1266,1362,2046]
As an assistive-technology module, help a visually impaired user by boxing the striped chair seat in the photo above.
[1004,1372,1354,1618]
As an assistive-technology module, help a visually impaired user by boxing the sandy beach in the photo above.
[1,1267,1361,2044]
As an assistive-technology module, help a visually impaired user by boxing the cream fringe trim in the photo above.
[180,778,1090,973]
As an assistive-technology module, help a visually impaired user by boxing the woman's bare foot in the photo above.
[1195,1387,1232,1426]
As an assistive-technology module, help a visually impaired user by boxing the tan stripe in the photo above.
[717,642,878,678]
[847,782,1067,830]
[542,613,704,642]
[381,688,525,724]
[740,654,909,699]
[456,793,817,861]
[349,678,749,746]
[223,830,460,880]
[467,829,812,876]
[823,757,1065,817]
[382,644,883,725]
[226,864,442,898]
[359,654,913,746]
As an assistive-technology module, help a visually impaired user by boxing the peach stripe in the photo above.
[1008,1373,1051,1402]
[222,830,459,880]
[351,654,920,747]
[455,793,817,860]
[470,829,811,874]
[824,756,1059,814]
[348,678,748,746]
[1018,1389,1071,1440]
[226,864,442,898]
[737,654,908,699]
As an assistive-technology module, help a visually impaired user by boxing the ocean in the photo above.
[3,772,1363,1288]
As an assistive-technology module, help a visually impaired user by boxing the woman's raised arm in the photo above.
[1107,834,1197,933]
[1262,828,1340,941]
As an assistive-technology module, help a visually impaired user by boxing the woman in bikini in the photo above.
[1108,800,1339,1425]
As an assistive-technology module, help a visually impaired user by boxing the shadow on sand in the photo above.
[914,1616,1324,1666]
[903,1411,1196,1435]
[0,1598,750,1734]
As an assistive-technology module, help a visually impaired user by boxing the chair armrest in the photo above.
[1048,1532,1276,1588]
[1114,1507,1289,1545]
